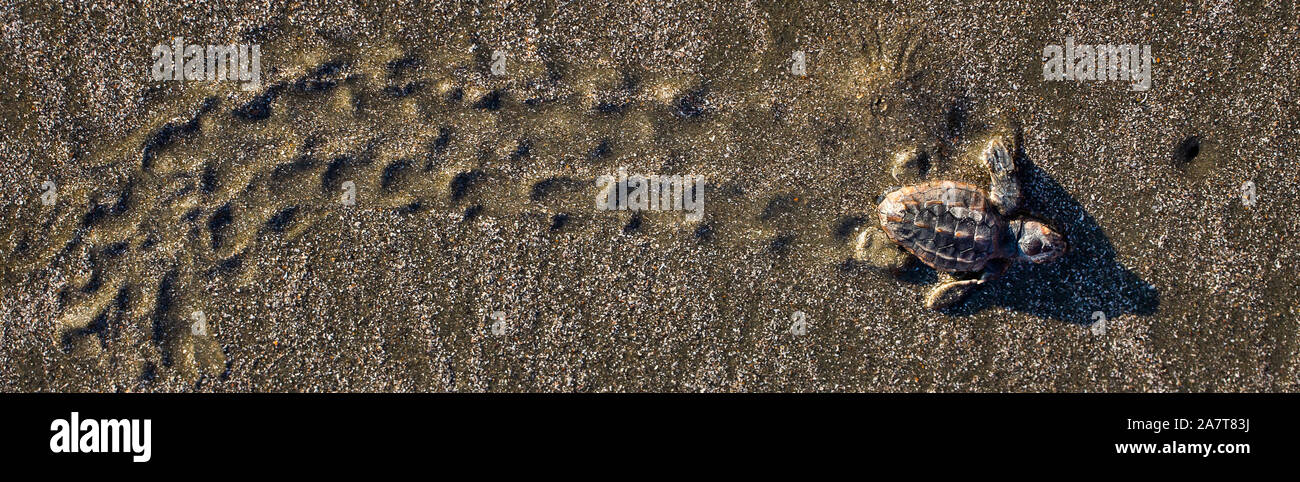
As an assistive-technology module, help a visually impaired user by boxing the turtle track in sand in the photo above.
[6,25,949,386]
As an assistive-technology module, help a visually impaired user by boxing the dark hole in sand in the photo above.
[215,253,243,274]
[266,206,297,233]
[694,223,714,242]
[623,212,643,234]
[590,139,612,160]
[208,203,233,250]
[233,83,284,121]
[446,87,464,103]
[1173,135,1200,169]
[384,81,423,98]
[272,154,316,183]
[81,183,134,228]
[818,119,852,155]
[450,170,485,202]
[152,270,177,367]
[143,97,218,169]
[14,232,31,255]
[171,182,196,200]
[220,345,233,381]
[80,265,102,294]
[395,200,423,214]
[61,308,109,353]
[550,213,569,231]
[321,155,355,192]
[510,139,531,160]
[139,361,157,386]
[462,204,482,222]
[81,203,108,228]
[201,163,219,194]
[240,23,278,42]
[140,233,158,251]
[112,180,134,214]
[675,88,708,118]
[473,89,504,110]
[102,241,129,258]
[386,56,421,77]
[427,128,453,171]
[182,207,201,223]
[293,60,346,93]
[381,159,412,189]
[433,127,452,152]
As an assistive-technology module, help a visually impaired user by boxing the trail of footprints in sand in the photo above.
[16,32,927,382]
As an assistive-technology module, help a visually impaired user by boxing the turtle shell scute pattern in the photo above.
[877,181,1005,272]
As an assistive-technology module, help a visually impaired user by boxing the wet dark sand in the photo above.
[0,1,1297,391]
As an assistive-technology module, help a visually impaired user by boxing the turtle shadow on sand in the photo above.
[940,148,1160,325]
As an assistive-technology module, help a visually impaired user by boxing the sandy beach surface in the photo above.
[1,1,1296,392]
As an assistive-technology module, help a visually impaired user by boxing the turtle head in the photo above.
[1012,219,1067,264]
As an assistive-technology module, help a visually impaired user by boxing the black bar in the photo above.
[1,394,1292,470]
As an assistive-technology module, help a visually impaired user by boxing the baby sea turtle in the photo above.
[855,135,1067,310]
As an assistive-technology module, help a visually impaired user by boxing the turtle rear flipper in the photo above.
[983,137,1021,215]
[853,226,912,272]
[924,278,981,310]
[925,264,1003,310]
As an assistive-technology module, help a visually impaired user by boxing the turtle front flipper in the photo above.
[924,277,981,310]
[983,136,1021,215]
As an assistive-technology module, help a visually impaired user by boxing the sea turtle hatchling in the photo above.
[855,135,1068,310]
